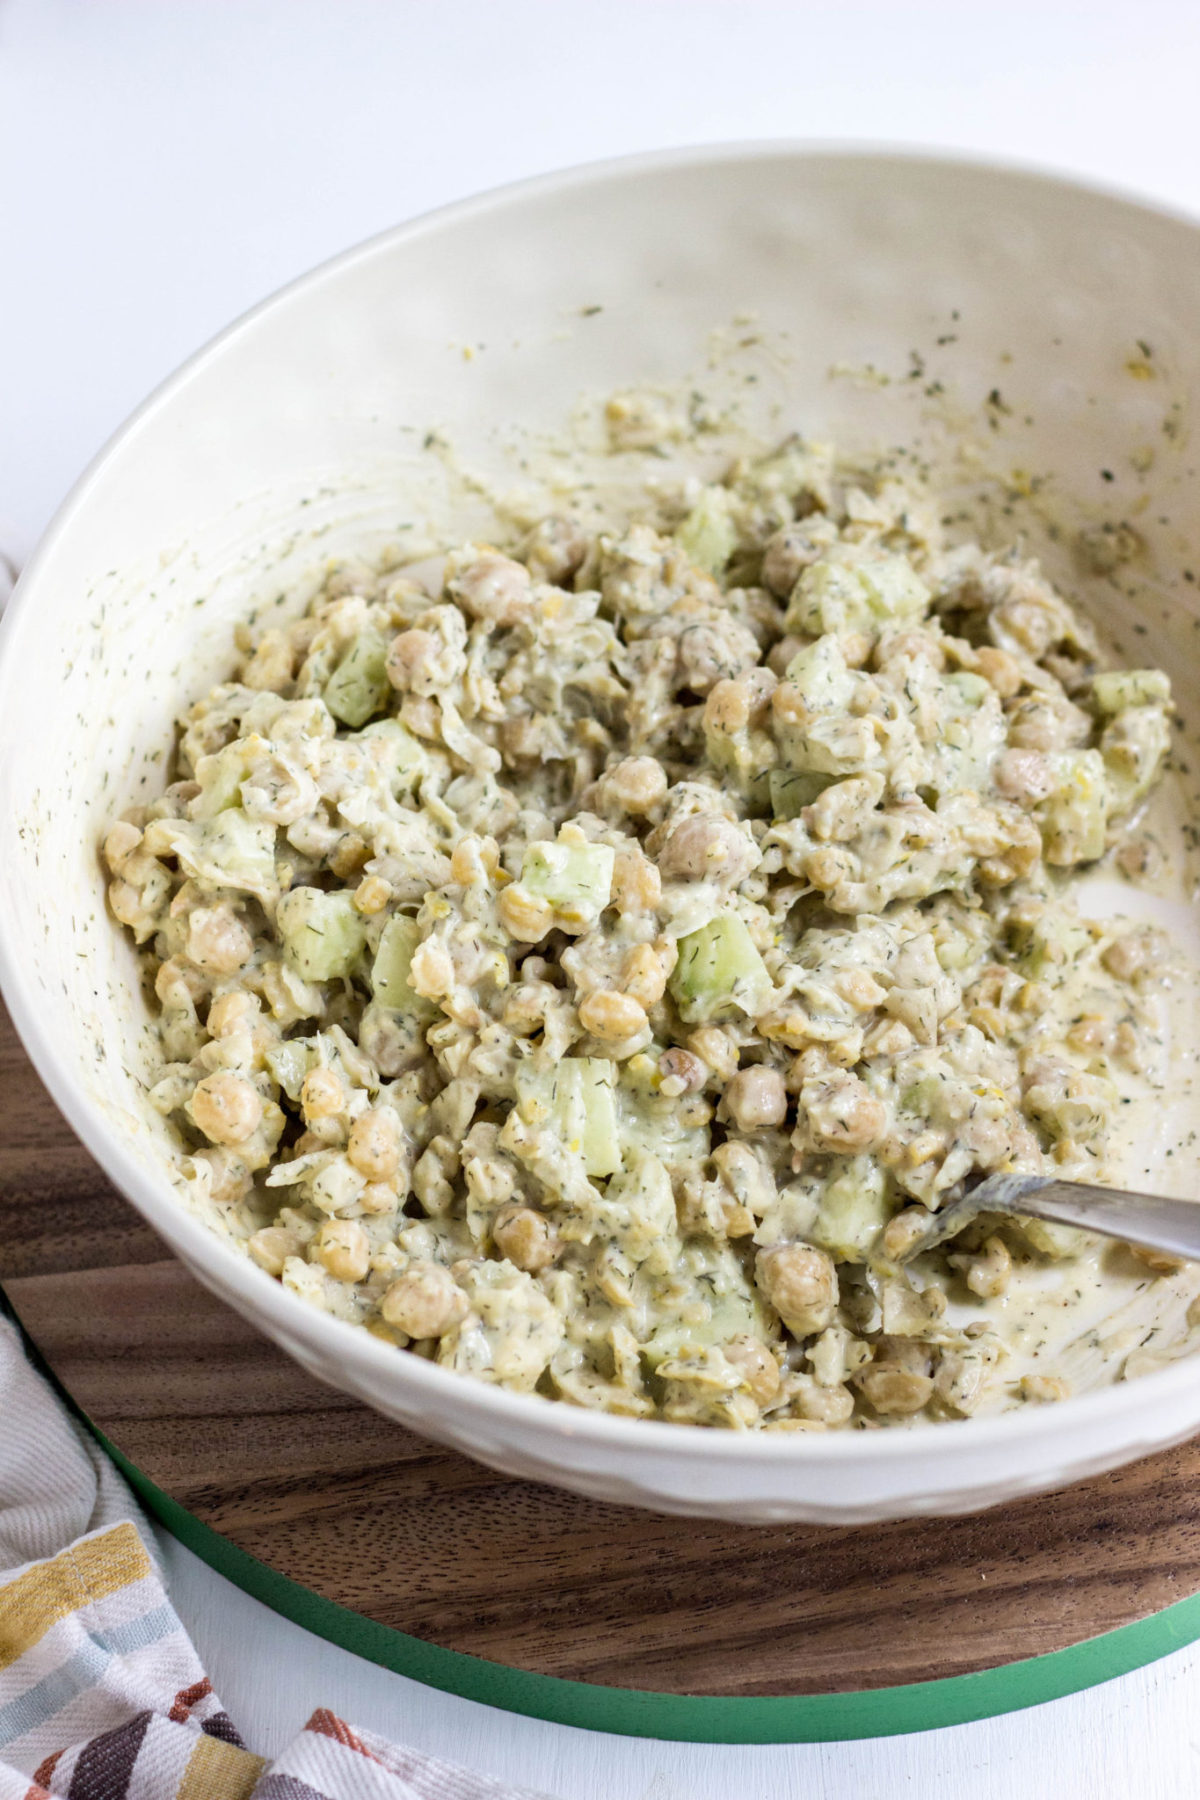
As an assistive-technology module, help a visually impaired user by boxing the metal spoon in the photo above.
[899,1171,1200,1264]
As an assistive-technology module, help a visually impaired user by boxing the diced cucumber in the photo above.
[191,741,256,817]
[157,811,278,900]
[522,839,615,928]
[669,915,772,1023]
[276,887,367,981]
[1025,1070,1115,1146]
[1091,668,1171,715]
[360,717,425,791]
[810,1157,890,1261]
[753,1172,822,1248]
[1006,907,1090,976]
[783,635,855,711]
[369,913,432,1015]
[593,1154,677,1262]
[642,1288,772,1372]
[324,631,391,728]
[769,768,833,819]
[773,638,882,779]
[265,1037,318,1101]
[946,671,991,708]
[785,554,930,636]
[617,1083,711,1164]
[1101,705,1172,814]
[676,487,738,575]
[1037,750,1109,865]
[514,1057,620,1177]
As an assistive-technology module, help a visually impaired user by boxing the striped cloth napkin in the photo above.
[0,1316,552,1800]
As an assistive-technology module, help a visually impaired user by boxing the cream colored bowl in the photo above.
[3,146,1200,1524]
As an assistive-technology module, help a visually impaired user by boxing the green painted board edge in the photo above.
[5,1287,1199,1744]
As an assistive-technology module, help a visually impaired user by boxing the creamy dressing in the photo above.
[99,428,1197,1431]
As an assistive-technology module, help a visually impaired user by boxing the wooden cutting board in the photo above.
[4,996,1200,1704]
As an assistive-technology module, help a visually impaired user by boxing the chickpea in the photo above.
[795,1383,855,1426]
[611,846,662,913]
[190,1072,263,1146]
[206,991,258,1038]
[108,877,151,933]
[449,551,533,625]
[659,1047,708,1096]
[724,1335,781,1406]
[520,515,588,585]
[1007,693,1089,753]
[248,1225,303,1277]
[974,645,1022,698]
[1102,928,1163,983]
[703,678,750,735]
[861,1017,914,1059]
[359,1181,400,1215]
[300,1067,345,1122]
[761,520,831,596]
[464,1146,516,1208]
[622,943,667,1008]
[1066,1014,1112,1056]
[965,1234,1012,1299]
[347,1107,402,1181]
[831,969,885,1011]
[904,1130,944,1169]
[600,756,668,816]
[881,1207,932,1261]
[386,627,438,692]
[353,873,392,915]
[578,988,648,1044]
[400,694,440,739]
[856,1365,935,1415]
[992,599,1059,660]
[409,940,455,998]
[1020,1373,1071,1404]
[155,955,205,1008]
[804,846,855,894]
[381,1262,469,1338]
[804,1073,887,1153]
[451,842,490,894]
[102,819,143,874]
[241,627,295,691]
[657,815,755,886]
[1131,1243,1185,1276]
[977,812,1042,885]
[316,1218,371,1283]
[993,748,1054,807]
[1117,836,1163,884]
[688,1026,739,1083]
[186,906,254,974]
[497,883,554,944]
[724,1066,788,1131]
[493,1204,558,1273]
[767,633,807,677]
[756,1243,838,1337]
[188,1146,250,1207]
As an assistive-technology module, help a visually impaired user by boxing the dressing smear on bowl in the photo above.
[101,415,1200,1431]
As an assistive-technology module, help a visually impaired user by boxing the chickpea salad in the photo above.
[103,433,1183,1431]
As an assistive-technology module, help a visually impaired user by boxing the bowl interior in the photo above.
[5,147,1200,1514]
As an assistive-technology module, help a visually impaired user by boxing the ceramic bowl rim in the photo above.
[3,137,1200,1473]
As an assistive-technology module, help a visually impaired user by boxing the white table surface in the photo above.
[6,2,1200,1793]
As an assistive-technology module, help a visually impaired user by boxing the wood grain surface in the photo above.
[3,997,1199,1696]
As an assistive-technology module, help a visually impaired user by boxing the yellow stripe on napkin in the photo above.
[178,1732,266,1800]
[0,1522,152,1671]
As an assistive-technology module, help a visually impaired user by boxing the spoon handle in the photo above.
[902,1172,1200,1263]
[997,1178,1200,1262]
